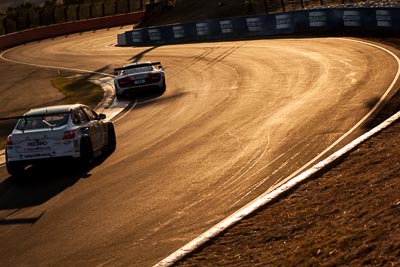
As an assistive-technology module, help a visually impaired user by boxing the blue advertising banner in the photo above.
[118,7,400,47]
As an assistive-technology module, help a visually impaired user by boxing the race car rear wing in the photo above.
[114,62,162,75]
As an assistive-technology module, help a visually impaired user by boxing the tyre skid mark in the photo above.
[154,38,400,267]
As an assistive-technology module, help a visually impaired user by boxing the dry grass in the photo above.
[50,75,103,108]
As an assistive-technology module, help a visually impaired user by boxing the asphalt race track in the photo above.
[0,27,398,266]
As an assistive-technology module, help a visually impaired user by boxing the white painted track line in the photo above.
[154,111,400,267]
[0,46,115,78]
[268,38,400,193]
[153,39,400,267]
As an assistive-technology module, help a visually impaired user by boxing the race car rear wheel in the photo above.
[115,93,125,100]
[107,123,116,153]
[162,77,166,91]
[5,148,25,177]
[6,161,25,177]
[79,137,94,168]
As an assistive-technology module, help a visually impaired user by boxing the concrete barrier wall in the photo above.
[119,8,400,46]
[0,11,145,50]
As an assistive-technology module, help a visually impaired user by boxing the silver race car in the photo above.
[5,104,116,176]
[114,61,166,99]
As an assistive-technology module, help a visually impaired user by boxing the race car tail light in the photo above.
[118,76,133,88]
[63,129,77,140]
[146,73,161,83]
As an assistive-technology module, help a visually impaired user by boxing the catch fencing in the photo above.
[0,0,146,35]
[0,11,144,50]
[255,0,400,13]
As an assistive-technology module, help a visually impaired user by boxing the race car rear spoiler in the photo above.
[114,62,162,74]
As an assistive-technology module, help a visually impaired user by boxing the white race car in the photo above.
[114,61,166,99]
[5,104,116,176]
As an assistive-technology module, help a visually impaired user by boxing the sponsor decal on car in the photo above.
[28,140,48,147]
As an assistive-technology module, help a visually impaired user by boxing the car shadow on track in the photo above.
[121,88,189,108]
[129,46,161,63]
[0,153,112,215]
[136,91,189,109]
[0,163,87,212]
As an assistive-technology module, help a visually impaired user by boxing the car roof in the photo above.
[24,104,84,116]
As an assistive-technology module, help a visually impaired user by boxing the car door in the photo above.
[74,107,93,146]
[82,106,106,151]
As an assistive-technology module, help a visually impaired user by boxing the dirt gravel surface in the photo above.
[175,40,400,266]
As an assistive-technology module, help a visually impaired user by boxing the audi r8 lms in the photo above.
[5,104,116,176]
[114,61,166,99]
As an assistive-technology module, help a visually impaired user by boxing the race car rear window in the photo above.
[124,66,153,74]
[16,113,69,130]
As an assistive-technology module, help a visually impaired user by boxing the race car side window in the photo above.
[74,108,89,124]
[83,106,98,121]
